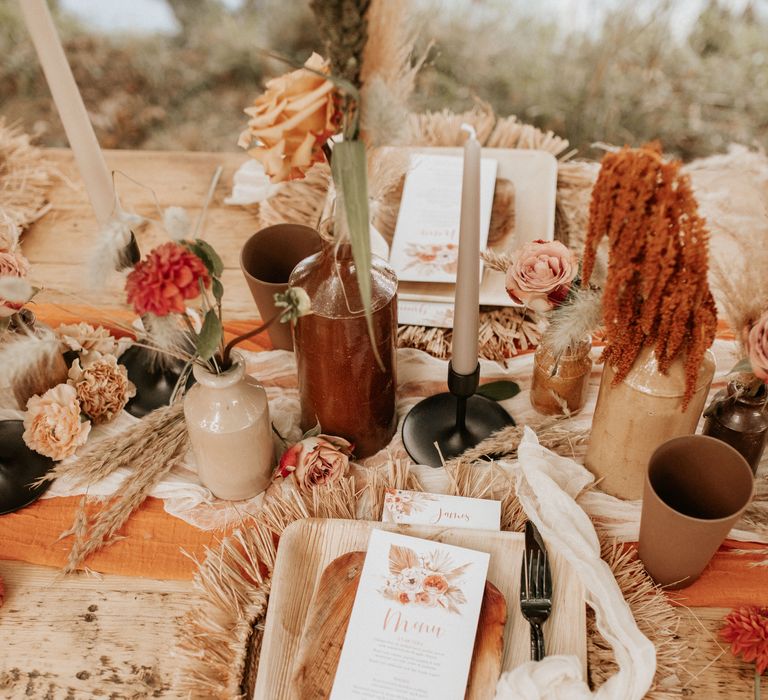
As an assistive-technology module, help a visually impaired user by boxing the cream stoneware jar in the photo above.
[183,353,274,500]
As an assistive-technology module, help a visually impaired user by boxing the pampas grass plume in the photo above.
[0,276,33,303]
[542,287,603,357]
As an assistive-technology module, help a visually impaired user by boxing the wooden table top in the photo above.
[0,148,763,699]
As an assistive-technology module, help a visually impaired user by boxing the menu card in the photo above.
[382,489,501,531]
[330,529,489,700]
[388,154,498,284]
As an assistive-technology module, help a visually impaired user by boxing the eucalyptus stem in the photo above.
[221,312,280,367]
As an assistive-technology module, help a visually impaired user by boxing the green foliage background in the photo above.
[1,0,766,160]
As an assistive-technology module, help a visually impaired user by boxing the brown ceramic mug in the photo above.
[240,224,322,350]
[638,434,754,589]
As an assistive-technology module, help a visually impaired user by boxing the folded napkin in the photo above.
[494,428,656,699]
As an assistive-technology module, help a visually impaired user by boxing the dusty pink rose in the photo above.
[504,239,577,312]
[23,384,91,461]
[745,311,768,382]
[274,434,353,491]
[0,250,31,317]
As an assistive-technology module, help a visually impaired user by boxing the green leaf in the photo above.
[212,277,224,303]
[196,309,223,361]
[184,239,224,278]
[331,140,382,367]
[476,380,521,401]
[301,420,322,440]
[729,358,754,375]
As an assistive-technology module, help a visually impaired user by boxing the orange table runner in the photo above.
[0,306,765,607]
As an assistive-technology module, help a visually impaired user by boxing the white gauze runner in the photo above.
[493,428,656,699]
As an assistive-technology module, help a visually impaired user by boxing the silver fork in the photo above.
[519,520,553,661]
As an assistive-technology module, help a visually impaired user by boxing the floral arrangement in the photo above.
[381,544,469,614]
[123,234,311,376]
[383,489,438,517]
[22,323,136,460]
[272,433,353,493]
[238,0,400,339]
[721,606,768,698]
[581,143,717,407]
[0,212,34,324]
[711,211,768,397]
[484,239,602,358]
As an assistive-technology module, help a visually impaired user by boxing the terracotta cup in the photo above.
[638,435,754,589]
[240,224,322,350]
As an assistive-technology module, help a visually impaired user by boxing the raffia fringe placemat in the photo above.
[173,447,687,700]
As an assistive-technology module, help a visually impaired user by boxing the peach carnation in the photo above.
[23,384,91,461]
[238,52,340,182]
[68,353,136,425]
[125,242,209,317]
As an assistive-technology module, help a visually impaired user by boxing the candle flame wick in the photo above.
[460,123,477,141]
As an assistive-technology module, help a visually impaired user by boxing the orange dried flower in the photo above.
[582,143,717,407]
[721,606,768,675]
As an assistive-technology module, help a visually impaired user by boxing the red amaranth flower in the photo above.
[721,606,768,674]
[125,242,209,317]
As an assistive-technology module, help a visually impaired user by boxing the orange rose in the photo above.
[238,53,340,183]
[422,574,449,595]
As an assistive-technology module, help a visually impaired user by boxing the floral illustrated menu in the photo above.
[389,154,498,283]
[330,529,490,700]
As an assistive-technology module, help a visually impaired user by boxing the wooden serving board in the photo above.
[253,519,587,700]
[290,551,507,700]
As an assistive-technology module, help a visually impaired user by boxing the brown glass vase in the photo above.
[289,244,398,458]
[530,339,592,415]
[702,382,768,474]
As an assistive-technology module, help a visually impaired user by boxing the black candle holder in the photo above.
[401,361,515,468]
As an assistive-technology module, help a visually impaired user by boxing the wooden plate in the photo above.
[254,519,586,700]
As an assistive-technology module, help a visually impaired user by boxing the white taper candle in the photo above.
[451,124,481,375]
[20,0,115,227]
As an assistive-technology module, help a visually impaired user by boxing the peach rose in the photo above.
[274,433,353,491]
[68,353,136,425]
[238,52,340,182]
[745,311,768,382]
[23,384,91,461]
[0,250,30,317]
[422,574,449,595]
[505,239,577,312]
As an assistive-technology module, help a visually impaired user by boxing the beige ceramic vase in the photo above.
[585,346,716,500]
[183,353,274,500]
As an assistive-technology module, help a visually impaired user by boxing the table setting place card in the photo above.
[382,488,502,531]
[388,153,498,284]
[330,529,490,700]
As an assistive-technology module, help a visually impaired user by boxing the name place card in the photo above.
[382,489,501,531]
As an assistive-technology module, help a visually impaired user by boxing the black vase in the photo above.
[0,420,53,515]
[119,345,194,418]
[702,382,768,474]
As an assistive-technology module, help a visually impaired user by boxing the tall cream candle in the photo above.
[451,124,481,375]
[20,0,115,227]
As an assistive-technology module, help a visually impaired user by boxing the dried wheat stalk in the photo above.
[49,403,189,573]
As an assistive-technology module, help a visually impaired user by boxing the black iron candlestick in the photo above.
[401,361,514,468]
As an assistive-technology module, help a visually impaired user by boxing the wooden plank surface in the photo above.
[0,560,194,699]
[23,149,264,320]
